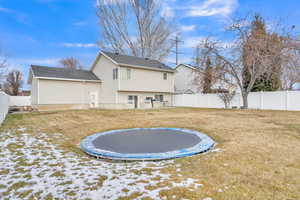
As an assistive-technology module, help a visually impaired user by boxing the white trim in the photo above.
[117,66,121,91]
[101,52,119,65]
[90,51,119,71]
[90,51,101,71]
[35,76,102,83]
[27,68,33,84]
[37,78,39,105]
[175,63,197,70]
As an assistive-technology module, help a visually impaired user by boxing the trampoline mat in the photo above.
[92,129,202,154]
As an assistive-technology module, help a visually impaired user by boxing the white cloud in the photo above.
[0,6,29,25]
[10,58,60,67]
[180,25,196,32]
[61,43,97,48]
[165,56,193,65]
[183,36,235,49]
[183,36,207,48]
[161,3,174,18]
[186,0,238,17]
[73,21,88,26]
[0,7,12,13]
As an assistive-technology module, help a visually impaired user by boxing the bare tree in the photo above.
[281,47,300,90]
[198,16,291,108]
[217,91,236,109]
[59,57,83,70]
[3,70,23,96]
[96,0,175,61]
[192,44,225,93]
[0,49,8,87]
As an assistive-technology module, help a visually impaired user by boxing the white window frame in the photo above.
[128,95,134,104]
[126,68,131,80]
[163,72,167,80]
[113,68,118,80]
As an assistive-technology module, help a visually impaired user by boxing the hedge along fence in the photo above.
[173,91,300,111]
[0,92,9,125]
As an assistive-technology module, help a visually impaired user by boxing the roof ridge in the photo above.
[101,51,175,72]
[102,51,159,62]
[30,65,100,81]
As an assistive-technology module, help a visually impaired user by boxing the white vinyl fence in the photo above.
[173,91,300,111]
[0,92,9,125]
[9,96,31,107]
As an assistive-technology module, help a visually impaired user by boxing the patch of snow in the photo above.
[0,131,203,200]
[17,127,27,132]
[211,148,222,152]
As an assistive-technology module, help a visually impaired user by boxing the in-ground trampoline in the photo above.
[80,128,215,161]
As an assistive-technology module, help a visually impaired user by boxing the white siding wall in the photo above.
[174,65,198,93]
[31,78,38,105]
[0,92,9,125]
[118,92,172,109]
[92,55,118,104]
[119,67,174,93]
[173,91,300,111]
[38,79,101,105]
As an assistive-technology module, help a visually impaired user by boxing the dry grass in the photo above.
[2,108,300,199]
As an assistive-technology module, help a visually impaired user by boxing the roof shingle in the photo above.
[102,51,175,72]
[31,65,100,81]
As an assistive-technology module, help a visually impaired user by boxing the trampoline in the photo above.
[80,128,215,161]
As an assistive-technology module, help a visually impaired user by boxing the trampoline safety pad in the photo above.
[80,128,215,161]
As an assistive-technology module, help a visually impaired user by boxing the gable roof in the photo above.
[175,63,198,70]
[30,65,101,82]
[98,51,175,72]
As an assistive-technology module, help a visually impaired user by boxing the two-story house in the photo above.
[28,51,175,110]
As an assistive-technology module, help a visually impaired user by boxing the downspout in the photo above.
[116,66,121,104]
[37,78,39,105]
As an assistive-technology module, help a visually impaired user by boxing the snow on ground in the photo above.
[0,129,202,200]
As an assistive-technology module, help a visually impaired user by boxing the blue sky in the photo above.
[0,0,299,89]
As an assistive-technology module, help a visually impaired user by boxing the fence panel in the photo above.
[173,91,300,111]
[9,96,31,107]
[0,92,9,125]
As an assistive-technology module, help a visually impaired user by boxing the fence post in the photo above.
[260,91,264,110]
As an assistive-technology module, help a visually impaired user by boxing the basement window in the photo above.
[155,95,164,102]
[128,95,133,104]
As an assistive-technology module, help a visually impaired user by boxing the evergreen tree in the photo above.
[242,15,282,92]
[202,57,213,93]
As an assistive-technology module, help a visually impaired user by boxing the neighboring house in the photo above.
[174,64,200,94]
[28,51,175,111]
[174,63,235,94]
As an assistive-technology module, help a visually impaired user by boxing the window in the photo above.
[113,68,118,80]
[155,95,164,102]
[163,72,167,80]
[126,68,131,80]
[121,68,132,80]
[128,95,133,104]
